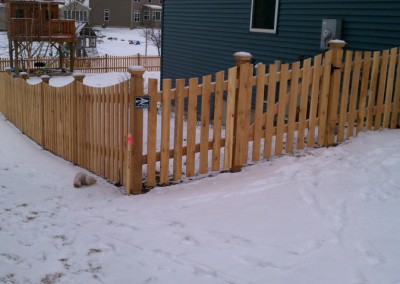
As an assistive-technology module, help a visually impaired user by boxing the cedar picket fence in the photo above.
[0,54,160,73]
[0,42,400,195]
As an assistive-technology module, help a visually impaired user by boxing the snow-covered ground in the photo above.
[1,112,400,283]
[0,27,159,58]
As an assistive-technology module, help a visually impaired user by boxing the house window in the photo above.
[134,10,140,22]
[152,11,161,21]
[63,10,68,19]
[83,11,87,21]
[250,0,279,33]
[15,9,24,18]
[143,11,150,21]
[104,9,110,22]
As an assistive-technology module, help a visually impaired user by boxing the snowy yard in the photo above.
[1,112,400,283]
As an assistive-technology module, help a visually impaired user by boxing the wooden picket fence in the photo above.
[0,54,160,73]
[0,71,131,187]
[129,42,400,194]
[0,42,399,195]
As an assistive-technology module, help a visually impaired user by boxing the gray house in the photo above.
[161,0,400,81]
[90,0,162,29]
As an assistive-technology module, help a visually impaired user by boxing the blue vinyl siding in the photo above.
[161,0,400,81]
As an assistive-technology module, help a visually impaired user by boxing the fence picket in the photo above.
[224,66,237,169]
[252,64,266,161]
[383,48,398,129]
[275,64,289,156]
[357,51,372,134]
[173,79,185,181]
[366,51,381,131]
[390,52,400,129]
[337,51,353,142]
[186,78,198,177]
[374,50,390,130]
[264,64,277,158]
[297,58,311,149]
[286,61,300,153]
[160,79,172,184]
[211,71,224,171]
[347,51,362,139]
[146,79,158,187]
[200,75,212,174]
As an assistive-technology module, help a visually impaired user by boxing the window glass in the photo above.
[250,0,279,33]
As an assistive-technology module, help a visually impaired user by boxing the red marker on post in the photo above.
[127,136,133,145]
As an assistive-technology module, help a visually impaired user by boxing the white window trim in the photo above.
[104,9,110,22]
[249,0,279,34]
[134,10,140,22]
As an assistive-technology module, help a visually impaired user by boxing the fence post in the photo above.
[231,52,252,172]
[40,75,50,148]
[326,40,346,146]
[73,73,85,165]
[19,72,29,81]
[127,66,146,195]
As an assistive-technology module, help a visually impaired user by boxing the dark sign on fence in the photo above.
[134,96,150,109]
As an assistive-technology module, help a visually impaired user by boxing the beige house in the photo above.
[59,0,90,23]
[90,0,162,29]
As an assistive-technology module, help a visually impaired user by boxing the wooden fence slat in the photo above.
[337,51,353,142]
[173,79,185,181]
[365,51,380,131]
[297,58,311,149]
[252,64,266,161]
[286,61,300,153]
[275,63,289,156]
[160,79,172,185]
[317,50,333,146]
[347,52,362,139]
[212,71,224,171]
[374,50,390,130]
[186,78,198,177]
[264,64,277,158]
[382,47,398,129]
[224,66,237,169]
[357,51,372,134]
[390,51,400,129]
[200,75,212,174]
[146,79,158,187]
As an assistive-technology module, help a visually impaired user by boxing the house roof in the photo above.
[61,0,90,10]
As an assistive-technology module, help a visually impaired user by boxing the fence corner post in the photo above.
[19,72,29,81]
[231,51,252,173]
[326,40,346,146]
[73,73,85,164]
[5,67,12,77]
[127,66,146,195]
[40,75,51,148]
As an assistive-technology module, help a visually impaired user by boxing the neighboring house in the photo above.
[75,21,98,57]
[90,0,162,29]
[60,0,90,24]
[161,0,400,81]
[0,2,6,31]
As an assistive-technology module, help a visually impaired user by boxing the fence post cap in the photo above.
[128,66,145,76]
[328,39,346,49]
[19,72,29,80]
[234,51,252,61]
[73,73,85,82]
[40,75,51,84]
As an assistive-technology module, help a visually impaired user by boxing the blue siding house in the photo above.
[161,0,400,81]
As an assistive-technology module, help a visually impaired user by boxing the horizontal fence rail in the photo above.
[0,54,160,73]
[1,42,399,195]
